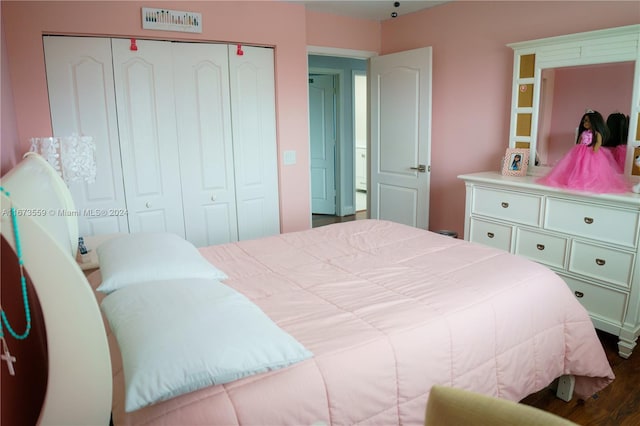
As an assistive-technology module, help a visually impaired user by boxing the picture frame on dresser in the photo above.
[501,148,529,176]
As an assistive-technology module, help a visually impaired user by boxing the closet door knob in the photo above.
[584,217,594,224]
[501,202,509,208]
[211,195,217,202]
[145,201,152,208]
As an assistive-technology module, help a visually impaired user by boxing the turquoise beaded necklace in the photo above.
[0,186,32,375]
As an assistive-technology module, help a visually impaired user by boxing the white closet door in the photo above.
[43,36,128,236]
[228,45,280,240]
[173,42,238,247]
[111,39,185,237]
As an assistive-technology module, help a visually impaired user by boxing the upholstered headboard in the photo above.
[0,153,111,425]
[2,152,79,256]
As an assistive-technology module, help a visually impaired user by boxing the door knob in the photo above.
[145,201,152,208]
[410,164,426,173]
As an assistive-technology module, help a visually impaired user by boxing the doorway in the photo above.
[308,55,368,222]
[307,47,432,230]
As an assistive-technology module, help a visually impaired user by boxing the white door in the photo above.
[228,45,280,240]
[173,42,238,247]
[43,36,128,236]
[309,74,337,215]
[111,39,186,237]
[369,47,432,229]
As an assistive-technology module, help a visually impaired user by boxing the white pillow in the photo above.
[101,279,313,412]
[96,232,227,293]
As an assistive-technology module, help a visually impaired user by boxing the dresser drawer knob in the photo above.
[574,291,584,298]
[487,232,495,239]
[536,244,545,250]
[501,202,509,208]
[584,217,594,224]
[595,258,606,266]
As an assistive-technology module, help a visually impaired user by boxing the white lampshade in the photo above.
[30,135,97,184]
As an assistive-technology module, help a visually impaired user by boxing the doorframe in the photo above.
[307,46,376,218]
[352,69,368,213]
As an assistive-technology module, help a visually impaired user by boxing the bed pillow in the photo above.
[96,232,227,293]
[101,278,313,412]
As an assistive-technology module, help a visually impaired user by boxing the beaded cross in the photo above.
[0,186,32,376]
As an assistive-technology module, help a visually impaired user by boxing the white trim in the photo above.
[307,45,377,59]
[507,24,640,50]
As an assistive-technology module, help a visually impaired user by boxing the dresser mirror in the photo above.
[507,25,640,177]
[536,62,634,168]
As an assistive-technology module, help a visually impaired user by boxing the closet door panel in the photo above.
[228,45,280,240]
[111,39,185,237]
[43,36,128,236]
[130,210,169,233]
[173,43,238,247]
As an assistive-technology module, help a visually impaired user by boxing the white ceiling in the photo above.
[288,1,449,22]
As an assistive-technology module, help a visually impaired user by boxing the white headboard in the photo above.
[0,153,111,425]
[1,152,79,256]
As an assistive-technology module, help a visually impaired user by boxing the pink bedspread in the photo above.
[102,219,614,425]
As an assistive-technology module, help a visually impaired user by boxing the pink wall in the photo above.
[1,1,310,233]
[1,1,381,234]
[305,9,380,53]
[1,18,19,174]
[381,1,639,236]
[3,1,638,237]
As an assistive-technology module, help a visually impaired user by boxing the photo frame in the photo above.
[501,148,529,176]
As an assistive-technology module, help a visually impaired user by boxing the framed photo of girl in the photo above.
[501,148,529,176]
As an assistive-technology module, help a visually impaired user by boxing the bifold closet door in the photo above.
[173,43,238,247]
[228,45,280,241]
[111,39,186,237]
[45,37,279,245]
[175,43,280,246]
[43,36,128,236]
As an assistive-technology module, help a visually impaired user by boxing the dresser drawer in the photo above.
[469,218,512,251]
[515,228,567,269]
[472,187,542,227]
[560,274,627,327]
[568,241,634,289]
[545,198,639,248]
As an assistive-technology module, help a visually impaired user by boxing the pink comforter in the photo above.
[105,219,614,425]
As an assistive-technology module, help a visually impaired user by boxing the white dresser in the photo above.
[459,171,640,358]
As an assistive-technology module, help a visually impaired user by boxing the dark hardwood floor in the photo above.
[311,213,639,425]
[522,330,639,426]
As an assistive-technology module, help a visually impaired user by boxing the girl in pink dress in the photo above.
[537,110,629,193]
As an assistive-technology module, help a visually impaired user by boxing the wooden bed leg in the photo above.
[555,375,575,402]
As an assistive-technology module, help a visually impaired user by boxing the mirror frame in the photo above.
[507,25,640,178]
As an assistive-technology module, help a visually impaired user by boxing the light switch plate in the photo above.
[283,150,296,165]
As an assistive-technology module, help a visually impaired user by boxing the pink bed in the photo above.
[92,219,614,425]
